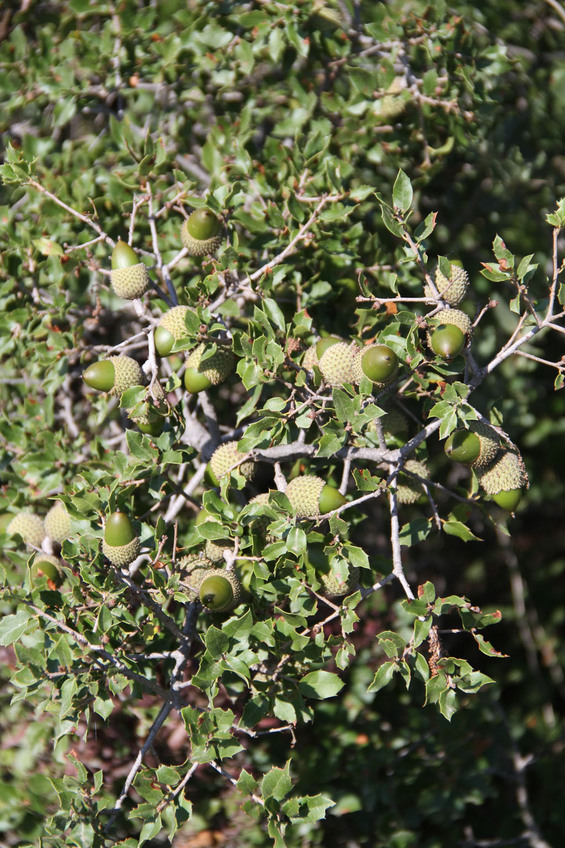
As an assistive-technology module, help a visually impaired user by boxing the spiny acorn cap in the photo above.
[478,450,529,496]
[31,553,62,585]
[102,511,140,567]
[319,565,360,599]
[184,343,234,392]
[7,512,45,548]
[396,459,430,505]
[110,240,150,299]
[178,552,214,599]
[430,308,473,337]
[155,306,195,356]
[181,209,223,256]
[199,568,242,612]
[285,476,346,517]
[302,344,320,371]
[44,501,71,544]
[318,341,358,386]
[426,264,470,306]
[205,538,235,564]
[83,356,143,396]
[468,421,500,469]
[209,441,255,483]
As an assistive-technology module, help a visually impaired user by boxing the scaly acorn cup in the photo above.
[196,509,235,563]
[102,511,140,566]
[395,459,430,505]
[178,552,214,600]
[318,341,358,386]
[154,306,195,356]
[209,441,255,485]
[181,209,223,256]
[31,553,62,586]
[7,512,46,548]
[308,546,359,599]
[353,344,399,387]
[184,343,235,393]
[83,356,143,397]
[427,309,473,360]
[425,264,469,306]
[478,449,529,511]
[444,421,500,470]
[285,475,346,518]
[44,501,71,544]
[199,569,242,612]
[110,239,150,299]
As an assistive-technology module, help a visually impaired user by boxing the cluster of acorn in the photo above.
[2,501,71,585]
[444,421,529,511]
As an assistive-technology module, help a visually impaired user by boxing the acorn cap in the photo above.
[111,264,150,300]
[44,501,71,544]
[426,264,469,306]
[315,336,342,360]
[7,512,46,548]
[155,306,195,356]
[318,341,358,386]
[396,459,430,505]
[83,356,143,396]
[181,210,223,256]
[31,553,62,585]
[178,552,215,599]
[199,568,242,612]
[184,343,234,392]
[319,565,360,598]
[209,441,255,483]
[478,450,528,496]
[102,537,141,567]
[205,538,235,564]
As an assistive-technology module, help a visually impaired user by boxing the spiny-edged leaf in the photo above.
[367,660,397,693]
[0,608,31,645]
[262,761,292,802]
[443,520,482,542]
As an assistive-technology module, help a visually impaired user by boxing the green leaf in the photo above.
[0,608,31,645]
[367,660,397,693]
[298,670,344,700]
[262,762,292,802]
[443,520,482,542]
[392,169,413,213]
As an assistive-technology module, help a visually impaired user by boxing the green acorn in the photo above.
[178,552,215,600]
[44,501,71,544]
[31,553,62,586]
[478,450,528,510]
[302,336,341,372]
[83,355,143,397]
[154,306,195,356]
[196,511,235,564]
[318,341,358,386]
[7,512,45,548]
[102,511,140,566]
[199,568,242,612]
[127,382,167,435]
[444,421,500,470]
[184,343,234,393]
[110,239,150,299]
[427,309,473,359]
[181,209,223,256]
[425,264,469,306]
[209,441,255,484]
[285,475,346,518]
[396,459,430,505]
[353,344,399,387]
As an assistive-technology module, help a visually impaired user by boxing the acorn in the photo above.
[353,344,399,387]
[7,512,46,548]
[181,209,223,256]
[478,450,528,510]
[426,263,469,306]
[31,553,62,586]
[196,510,235,564]
[199,568,242,612]
[285,475,346,518]
[102,511,140,566]
[44,501,71,544]
[83,356,143,397]
[395,459,430,505]
[110,240,150,299]
[184,343,234,393]
[302,336,341,372]
[318,341,358,386]
[178,552,214,600]
[128,382,167,435]
[427,309,473,359]
[444,421,500,470]
[209,441,255,484]
[154,306,195,357]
